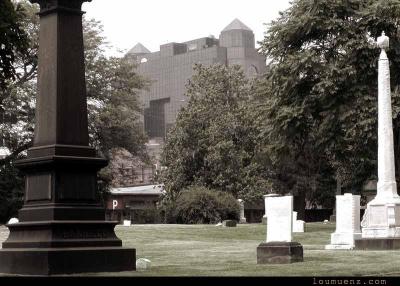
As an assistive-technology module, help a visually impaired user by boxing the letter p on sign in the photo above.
[112,200,118,210]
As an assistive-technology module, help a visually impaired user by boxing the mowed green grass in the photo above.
[1,222,400,276]
[79,222,400,276]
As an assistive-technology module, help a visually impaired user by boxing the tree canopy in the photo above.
[161,64,271,203]
[161,0,400,209]
[256,0,400,207]
[0,0,29,89]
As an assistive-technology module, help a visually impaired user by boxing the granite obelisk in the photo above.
[359,32,400,241]
[0,0,136,274]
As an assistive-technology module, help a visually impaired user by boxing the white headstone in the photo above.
[237,199,246,223]
[263,193,279,222]
[123,220,131,226]
[7,218,19,225]
[265,196,293,242]
[292,212,305,232]
[361,32,400,238]
[292,211,297,222]
[293,220,305,232]
[136,258,151,270]
[325,193,361,249]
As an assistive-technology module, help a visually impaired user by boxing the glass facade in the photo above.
[130,19,266,141]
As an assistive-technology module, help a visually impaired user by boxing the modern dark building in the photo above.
[128,19,266,141]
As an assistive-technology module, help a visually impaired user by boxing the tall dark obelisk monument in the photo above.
[0,0,136,275]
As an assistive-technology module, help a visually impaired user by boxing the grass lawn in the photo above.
[1,222,400,276]
[76,223,400,276]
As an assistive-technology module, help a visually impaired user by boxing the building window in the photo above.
[144,98,171,139]
[188,43,197,51]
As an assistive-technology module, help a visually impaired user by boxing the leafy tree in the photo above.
[0,0,29,89]
[0,162,24,221]
[256,0,400,207]
[161,64,271,203]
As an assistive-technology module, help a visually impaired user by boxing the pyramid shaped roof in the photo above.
[128,43,151,55]
[222,18,252,32]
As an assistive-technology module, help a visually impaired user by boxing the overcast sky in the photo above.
[82,0,292,56]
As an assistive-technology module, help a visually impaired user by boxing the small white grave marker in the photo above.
[136,258,151,270]
[237,199,246,223]
[292,212,305,233]
[7,218,19,225]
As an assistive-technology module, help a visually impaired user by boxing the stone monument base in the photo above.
[361,198,400,238]
[0,220,136,275]
[239,218,247,224]
[325,232,361,250]
[362,226,400,238]
[354,238,400,250]
[256,242,303,264]
[0,247,136,275]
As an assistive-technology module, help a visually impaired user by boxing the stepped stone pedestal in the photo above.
[257,242,303,264]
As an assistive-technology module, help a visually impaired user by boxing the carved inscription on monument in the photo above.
[369,206,387,227]
[26,173,52,201]
[60,228,110,239]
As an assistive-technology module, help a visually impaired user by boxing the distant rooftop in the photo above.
[110,184,164,196]
[128,43,151,55]
[222,18,252,32]
[128,19,253,56]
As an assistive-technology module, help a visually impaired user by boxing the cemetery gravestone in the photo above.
[325,194,361,250]
[257,196,303,264]
[293,212,305,233]
[238,199,247,223]
[7,218,19,225]
[136,258,151,271]
[262,194,279,225]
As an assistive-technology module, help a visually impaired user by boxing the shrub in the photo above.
[131,208,161,224]
[171,185,240,224]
